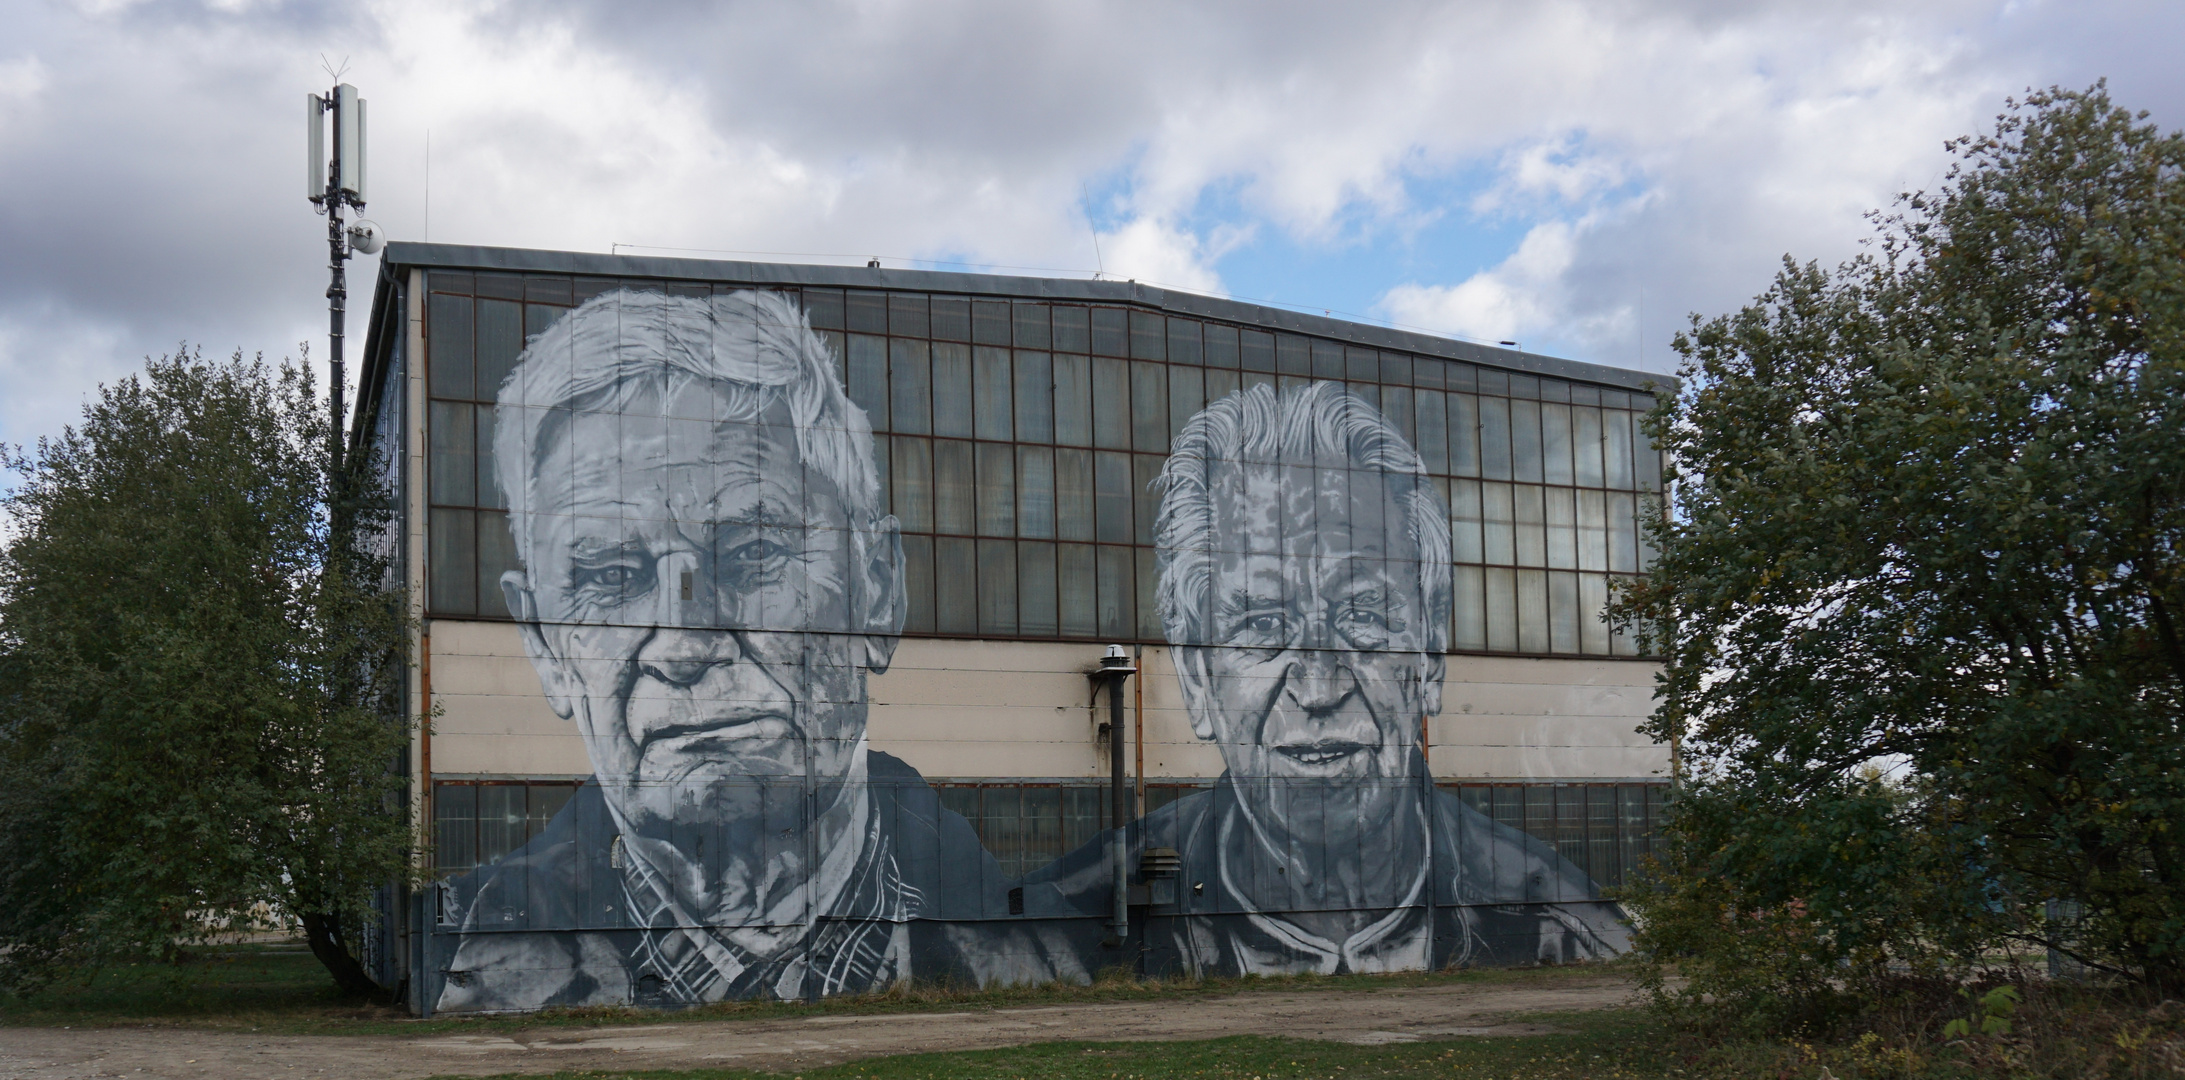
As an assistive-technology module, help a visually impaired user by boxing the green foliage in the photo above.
[1941,985,2021,1039]
[1618,780,1995,1035]
[1618,83,2185,1027]
[0,348,416,996]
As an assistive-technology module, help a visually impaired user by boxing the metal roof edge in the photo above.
[378,241,1679,395]
[348,258,397,450]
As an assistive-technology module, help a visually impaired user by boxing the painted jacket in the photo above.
[431,751,1078,1012]
[1015,775,1629,978]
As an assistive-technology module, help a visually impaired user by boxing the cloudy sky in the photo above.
[1,0,2179,449]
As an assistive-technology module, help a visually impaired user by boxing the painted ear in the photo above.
[502,571,578,719]
[857,516,908,673]
[1174,647,1218,741]
[1420,651,1446,719]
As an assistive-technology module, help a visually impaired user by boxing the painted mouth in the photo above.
[651,713,794,735]
[640,718,806,786]
[641,716,800,754]
[1274,741,1369,767]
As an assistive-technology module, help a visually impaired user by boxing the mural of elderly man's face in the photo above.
[1175,452,1444,835]
[503,378,902,920]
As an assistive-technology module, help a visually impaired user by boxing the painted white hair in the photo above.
[1152,380,1452,652]
[492,288,882,569]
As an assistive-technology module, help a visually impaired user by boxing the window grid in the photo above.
[417,272,1665,657]
[933,779,1668,889]
[431,779,582,877]
[422,278,574,619]
[1449,782,1670,891]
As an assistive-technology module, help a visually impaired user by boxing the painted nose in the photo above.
[1284,647,1359,714]
[639,625,744,687]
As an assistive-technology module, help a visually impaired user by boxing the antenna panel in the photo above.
[355,98,367,202]
[306,93,325,201]
[336,83,362,196]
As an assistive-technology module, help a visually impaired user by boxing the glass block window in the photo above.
[416,272,1666,657]
[932,781,1118,879]
[933,779,1668,887]
[1448,782,1671,892]
[431,779,581,877]
[421,271,581,618]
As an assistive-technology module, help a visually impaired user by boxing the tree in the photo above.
[1619,85,2185,1028]
[0,348,416,998]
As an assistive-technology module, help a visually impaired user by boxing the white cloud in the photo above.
[1470,137,1633,216]
[1374,11,2015,367]
[1094,217,1249,296]
[0,0,2179,448]
[0,54,50,136]
[0,299,137,451]
[0,54,46,100]
[1382,221,1586,345]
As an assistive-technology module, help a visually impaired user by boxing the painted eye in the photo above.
[1242,613,1287,638]
[574,563,650,596]
[727,539,785,563]
[1340,608,1387,627]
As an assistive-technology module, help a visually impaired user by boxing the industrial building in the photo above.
[350,243,1674,1011]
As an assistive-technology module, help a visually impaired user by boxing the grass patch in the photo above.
[0,943,381,1030]
[17,946,2178,1077]
[0,943,1627,1038]
[433,1009,1678,1080]
[418,992,2185,1080]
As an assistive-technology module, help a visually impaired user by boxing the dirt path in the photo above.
[0,976,1637,1080]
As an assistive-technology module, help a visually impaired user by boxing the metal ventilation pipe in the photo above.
[1095,644,1137,946]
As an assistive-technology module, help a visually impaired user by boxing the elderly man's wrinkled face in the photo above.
[1177,455,1442,821]
[505,382,899,851]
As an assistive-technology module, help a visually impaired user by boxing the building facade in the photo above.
[351,243,1675,1013]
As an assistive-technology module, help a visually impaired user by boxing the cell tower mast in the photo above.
[306,80,379,473]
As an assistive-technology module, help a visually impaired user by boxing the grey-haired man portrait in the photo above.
[434,289,1065,1011]
[1021,381,1627,975]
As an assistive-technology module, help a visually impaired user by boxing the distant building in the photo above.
[350,243,1675,1012]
